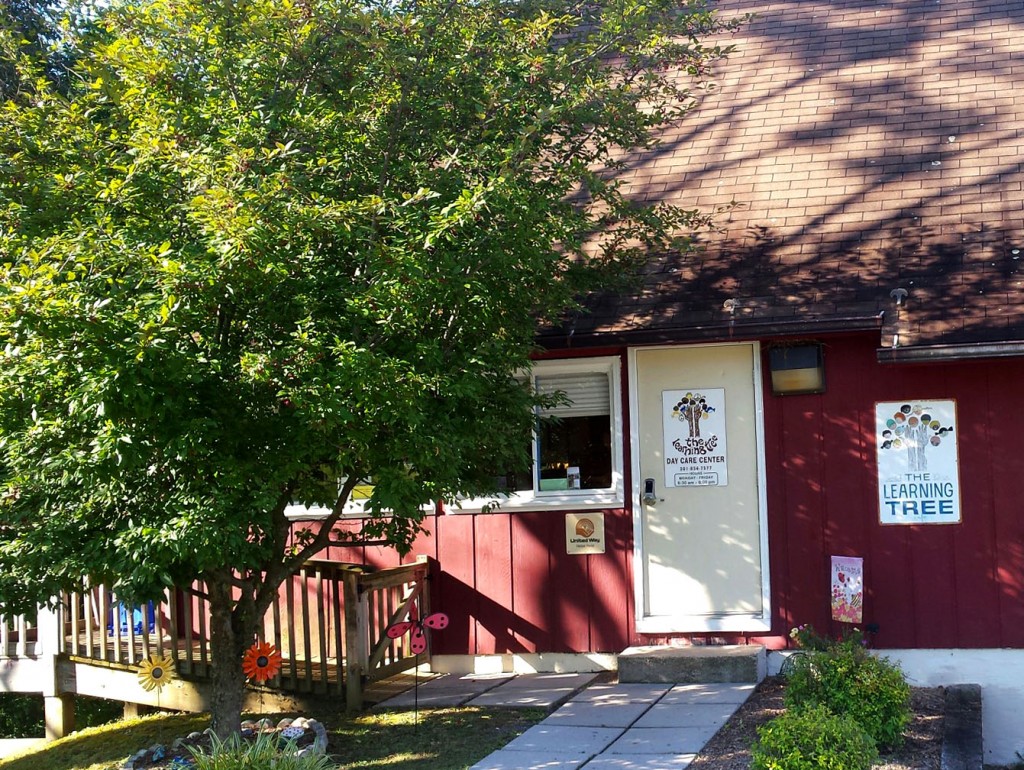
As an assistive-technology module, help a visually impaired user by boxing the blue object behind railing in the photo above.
[107,601,155,635]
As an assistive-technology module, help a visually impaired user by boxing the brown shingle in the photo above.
[543,0,1024,351]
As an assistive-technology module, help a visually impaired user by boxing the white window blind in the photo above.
[535,372,610,417]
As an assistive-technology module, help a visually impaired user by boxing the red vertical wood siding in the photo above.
[763,334,1024,649]
[300,335,1024,656]
[299,507,633,656]
[421,508,634,655]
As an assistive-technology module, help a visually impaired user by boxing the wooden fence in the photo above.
[0,612,38,659]
[0,557,433,712]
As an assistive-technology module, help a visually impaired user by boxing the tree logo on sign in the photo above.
[670,392,714,438]
[878,403,953,472]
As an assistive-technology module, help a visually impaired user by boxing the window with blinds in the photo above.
[535,371,612,492]
[493,362,618,496]
[535,372,611,418]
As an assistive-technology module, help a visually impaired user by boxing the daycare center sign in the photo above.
[875,400,961,525]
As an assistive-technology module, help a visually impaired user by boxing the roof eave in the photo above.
[538,313,885,350]
[877,341,1024,364]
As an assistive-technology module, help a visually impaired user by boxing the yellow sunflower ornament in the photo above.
[138,653,176,692]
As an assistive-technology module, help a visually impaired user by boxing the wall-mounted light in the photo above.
[769,344,825,395]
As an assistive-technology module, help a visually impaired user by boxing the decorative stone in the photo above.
[122,713,326,769]
[310,720,328,753]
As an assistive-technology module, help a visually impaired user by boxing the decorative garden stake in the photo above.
[241,638,282,683]
[242,641,283,684]
[386,611,449,655]
[242,641,283,716]
[137,653,176,709]
[386,611,448,726]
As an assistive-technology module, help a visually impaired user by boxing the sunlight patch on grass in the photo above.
[0,706,544,770]
[331,707,545,770]
[0,713,209,770]
[339,751,436,768]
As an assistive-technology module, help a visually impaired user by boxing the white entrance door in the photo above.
[629,344,770,633]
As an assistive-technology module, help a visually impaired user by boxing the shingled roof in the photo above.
[542,0,1024,361]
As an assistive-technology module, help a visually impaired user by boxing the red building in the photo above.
[319,0,1024,762]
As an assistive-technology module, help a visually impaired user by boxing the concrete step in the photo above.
[618,644,765,684]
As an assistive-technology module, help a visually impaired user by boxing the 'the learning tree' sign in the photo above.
[875,400,961,525]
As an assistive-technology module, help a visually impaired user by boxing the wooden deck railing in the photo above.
[344,557,432,710]
[0,557,434,711]
[1,612,39,658]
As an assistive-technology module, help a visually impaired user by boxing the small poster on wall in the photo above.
[831,555,864,623]
[662,388,728,487]
[875,400,961,525]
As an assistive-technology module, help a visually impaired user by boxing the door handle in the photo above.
[643,478,663,505]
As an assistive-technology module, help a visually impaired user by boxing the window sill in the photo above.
[446,491,625,514]
[635,615,773,634]
[284,504,364,521]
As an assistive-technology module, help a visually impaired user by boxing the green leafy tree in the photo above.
[1,1,78,99]
[0,0,734,734]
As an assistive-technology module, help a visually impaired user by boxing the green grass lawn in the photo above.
[0,706,545,770]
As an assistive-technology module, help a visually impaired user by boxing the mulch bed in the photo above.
[688,676,945,770]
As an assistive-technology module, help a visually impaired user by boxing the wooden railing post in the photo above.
[343,567,366,712]
[38,601,75,740]
[415,555,431,619]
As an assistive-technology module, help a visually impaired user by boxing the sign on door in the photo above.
[662,388,729,487]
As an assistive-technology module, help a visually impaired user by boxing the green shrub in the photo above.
[751,704,879,770]
[189,730,334,770]
[0,693,121,737]
[785,634,910,750]
[76,695,125,729]
[0,694,44,738]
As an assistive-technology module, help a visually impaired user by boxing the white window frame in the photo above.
[453,356,625,513]
[287,356,625,519]
[285,480,376,521]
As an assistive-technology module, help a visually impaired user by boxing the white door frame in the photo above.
[628,342,772,634]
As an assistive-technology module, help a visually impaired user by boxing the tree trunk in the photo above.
[206,572,249,738]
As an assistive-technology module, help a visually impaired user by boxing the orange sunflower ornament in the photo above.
[242,641,282,683]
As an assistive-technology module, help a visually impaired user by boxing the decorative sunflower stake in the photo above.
[138,653,176,692]
[242,641,282,684]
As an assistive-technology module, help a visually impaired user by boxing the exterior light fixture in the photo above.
[769,344,825,395]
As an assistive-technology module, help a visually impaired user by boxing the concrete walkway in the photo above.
[377,672,755,769]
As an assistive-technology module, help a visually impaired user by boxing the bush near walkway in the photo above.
[784,629,911,751]
[751,704,879,770]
